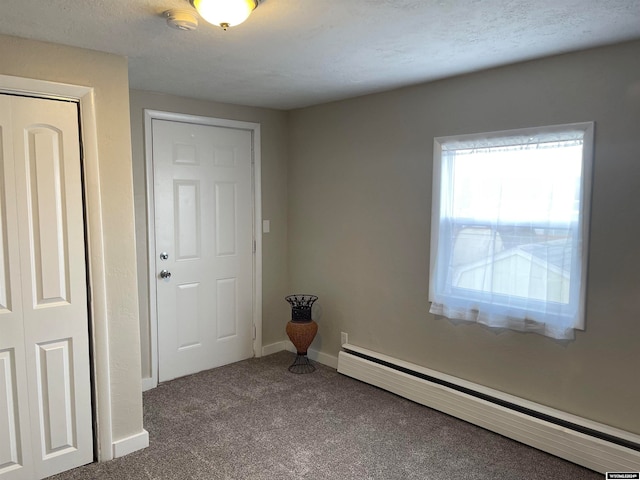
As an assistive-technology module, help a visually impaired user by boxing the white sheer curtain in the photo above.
[429,124,593,340]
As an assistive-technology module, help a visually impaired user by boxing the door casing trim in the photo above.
[143,109,263,390]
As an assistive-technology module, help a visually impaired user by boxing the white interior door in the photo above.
[0,94,93,480]
[152,118,255,382]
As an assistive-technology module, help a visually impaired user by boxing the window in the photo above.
[429,123,594,339]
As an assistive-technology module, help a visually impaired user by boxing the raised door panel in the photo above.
[174,180,201,261]
[35,340,76,458]
[24,126,70,306]
[214,182,237,257]
[176,282,201,350]
[0,350,21,476]
[216,278,237,340]
[0,98,20,318]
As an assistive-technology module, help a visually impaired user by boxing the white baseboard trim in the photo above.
[337,345,640,474]
[285,342,339,369]
[261,340,289,357]
[112,429,149,458]
[261,340,338,369]
[141,377,156,392]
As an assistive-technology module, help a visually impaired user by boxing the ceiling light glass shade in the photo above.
[191,0,258,29]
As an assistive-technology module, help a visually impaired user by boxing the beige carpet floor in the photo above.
[50,351,601,479]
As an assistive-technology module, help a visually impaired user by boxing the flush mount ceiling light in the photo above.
[190,0,259,30]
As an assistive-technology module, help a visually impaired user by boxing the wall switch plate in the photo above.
[262,220,270,233]
[341,332,348,346]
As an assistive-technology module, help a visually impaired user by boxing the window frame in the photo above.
[429,122,594,335]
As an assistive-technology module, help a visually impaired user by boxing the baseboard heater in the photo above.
[337,344,640,474]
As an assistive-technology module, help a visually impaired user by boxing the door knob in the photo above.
[159,270,172,279]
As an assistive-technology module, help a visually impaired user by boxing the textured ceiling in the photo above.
[1,0,639,110]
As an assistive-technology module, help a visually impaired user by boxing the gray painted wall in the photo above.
[288,40,640,434]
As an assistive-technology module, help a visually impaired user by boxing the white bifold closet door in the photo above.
[0,94,93,480]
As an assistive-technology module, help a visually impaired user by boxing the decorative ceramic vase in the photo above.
[284,294,318,373]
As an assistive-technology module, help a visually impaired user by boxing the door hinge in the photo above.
[253,239,256,253]
[253,324,257,340]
